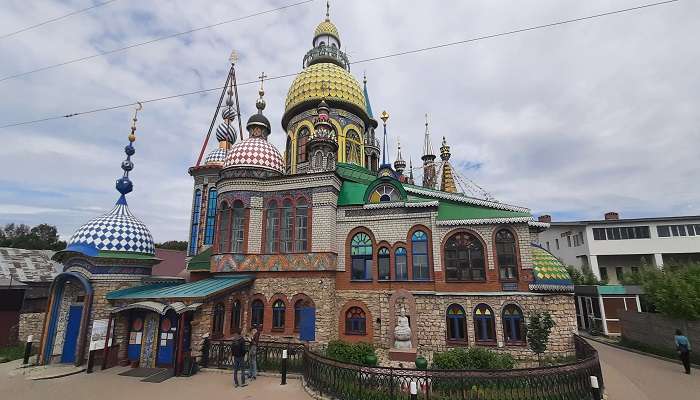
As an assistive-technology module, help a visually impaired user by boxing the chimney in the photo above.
[604,212,619,221]
[538,215,552,223]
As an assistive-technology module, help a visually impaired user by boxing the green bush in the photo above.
[432,347,515,370]
[326,340,377,365]
[639,262,700,320]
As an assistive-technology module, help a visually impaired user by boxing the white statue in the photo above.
[393,306,412,349]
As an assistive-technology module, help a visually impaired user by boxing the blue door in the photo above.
[127,316,144,362]
[299,307,316,342]
[60,305,82,363]
[156,314,177,366]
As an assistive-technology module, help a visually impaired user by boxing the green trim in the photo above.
[106,275,254,300]
[598,285,628,295]
[437,201,530,221]
[187,247,213,271]
[336,163,376,184]
[96,250,159,260]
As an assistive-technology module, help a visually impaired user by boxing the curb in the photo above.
[30,367,86,380]
[584,336,699,370]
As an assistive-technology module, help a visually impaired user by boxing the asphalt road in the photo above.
[590,340,698,400]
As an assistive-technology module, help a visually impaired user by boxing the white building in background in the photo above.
[536,212,700,284]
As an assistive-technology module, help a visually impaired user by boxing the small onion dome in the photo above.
[65,196,155,257]
[216,121,237,143]
[221,106,237,121]
[246,113,271,135]
[314,20,340,44]
[204,147,228,166]
[223,137,284,174]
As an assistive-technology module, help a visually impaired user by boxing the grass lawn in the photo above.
[0,345,25,363]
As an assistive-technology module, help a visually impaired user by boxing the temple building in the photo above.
[39,4,575,372]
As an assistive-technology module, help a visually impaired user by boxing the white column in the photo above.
[635,295,642,312]
[598,295,609,336]
[589,255,601,280]
[653,253,664,269]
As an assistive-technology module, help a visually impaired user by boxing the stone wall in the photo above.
[18,312,45,344]
[620,310,700,353]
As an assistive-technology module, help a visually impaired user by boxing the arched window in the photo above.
[231,201,245,253]
[285,136,292,169]
[265,200,280,253]
[345,306,366,335]
[503,305,525,345]
[369,184,400,203]
[378,247,390,280]
[251,299,264,329]
[445,232,485,281]
[204,188,218,245]
[297,128,310,163]
[272,300,286,331]
[411,231,430,280]
[212,303,225,338]
[189,189,201,255]
[395,247,408,280]
[473,304,496,343]
[280,199,293,253]
[446,304,467,342]
[218,202,231,253]
[350,232,373,281]
[231,299,242,334]
[496,229,518,281]
[345,130,361,164]
[295,198,308,252]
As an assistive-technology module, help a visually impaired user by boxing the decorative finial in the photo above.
[380,110,389,124]
[363,71,367,85]
[440,136,451,161]
[116,102,142,198]
[326,0,330,20]
[425,113,429,128]
[256,71,267,112]
[229,50,239,65]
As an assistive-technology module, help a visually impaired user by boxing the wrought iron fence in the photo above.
[202,339,305,373]
[304,336,603,400]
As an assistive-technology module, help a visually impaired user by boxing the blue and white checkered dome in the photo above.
[204,147,228,166]
[65,195,155,257]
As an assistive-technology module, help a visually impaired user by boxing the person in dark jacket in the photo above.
[247,328,261,380]
[675,329,692,374]
[232,335,248,387]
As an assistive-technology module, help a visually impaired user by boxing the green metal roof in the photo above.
[187,247,212,271]
[437,201,530,221]
[106,275,253,300]
[336,163,376,184]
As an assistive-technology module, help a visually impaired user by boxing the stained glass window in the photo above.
[503,304,525,344]
[474,304,496,342]
[446,304,467,341]
[345,306,366,335]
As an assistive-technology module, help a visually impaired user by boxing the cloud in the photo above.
[0,0,698,241]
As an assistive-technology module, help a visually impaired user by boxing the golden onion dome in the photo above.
[314,20,340,41]
[282,63,367,128]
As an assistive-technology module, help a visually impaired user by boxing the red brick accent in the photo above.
[268,293,291,335]
[338,300,373,344]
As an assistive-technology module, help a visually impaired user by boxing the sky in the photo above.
[0,0,698,242]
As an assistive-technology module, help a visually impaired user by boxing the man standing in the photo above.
[675,329,692,374]
[232,335,248,387]
[248,328,261,380]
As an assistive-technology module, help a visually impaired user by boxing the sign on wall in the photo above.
[90,319,109,350]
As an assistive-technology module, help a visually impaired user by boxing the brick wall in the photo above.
[620,310,700,353]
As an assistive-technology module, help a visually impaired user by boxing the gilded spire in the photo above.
[380,111,389,167]
[326,0,330,21]
[440,136,457,193]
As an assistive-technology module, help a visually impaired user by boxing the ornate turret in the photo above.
[407,158,415,185]
[363,73,380,172]
[421,114,436,189]
[440,136,457,193]
[307,99,339,172]
[394,139,406,176]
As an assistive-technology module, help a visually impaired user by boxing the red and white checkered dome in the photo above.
[223,137,284,174]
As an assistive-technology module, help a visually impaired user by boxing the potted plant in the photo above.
[415,355,428,370]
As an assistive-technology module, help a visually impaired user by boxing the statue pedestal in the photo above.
[389,348,417,362]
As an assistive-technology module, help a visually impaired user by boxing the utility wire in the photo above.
[0,0,681,130]
[0,0,315,83]
[0,0,119,40]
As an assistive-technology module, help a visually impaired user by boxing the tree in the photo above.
[566,265,601,285]
[527,311,556,365]
[639,262,700,320]
[155,240,188,251]
[0,223,66,250]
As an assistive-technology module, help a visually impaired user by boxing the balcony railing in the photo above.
[303,45,350,70]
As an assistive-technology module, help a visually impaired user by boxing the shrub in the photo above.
[639,262,700,320]
[326,340,376,365]
[527,311,555,365]
[432,347,515,370]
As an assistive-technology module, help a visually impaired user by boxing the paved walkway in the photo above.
[591,340,699,400]
[0,361,312,400]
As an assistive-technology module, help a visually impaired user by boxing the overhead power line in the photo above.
[0,0,119,40]
[0,0,681,130]
[0,0,314,83]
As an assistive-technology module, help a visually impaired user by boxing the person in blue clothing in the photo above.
[675,329,692,374]
[232,335,248,387]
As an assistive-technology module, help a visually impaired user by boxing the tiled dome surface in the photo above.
[284,63,366,114]
[223,137,284,173]
[66,198,155,256]
[204,147,227,166]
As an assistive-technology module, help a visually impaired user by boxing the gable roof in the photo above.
[0,247,61,284]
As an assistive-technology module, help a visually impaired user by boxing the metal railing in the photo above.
[202,336,603,400]
[304,336,603,400]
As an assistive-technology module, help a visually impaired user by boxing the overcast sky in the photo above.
[0,0,698,242]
